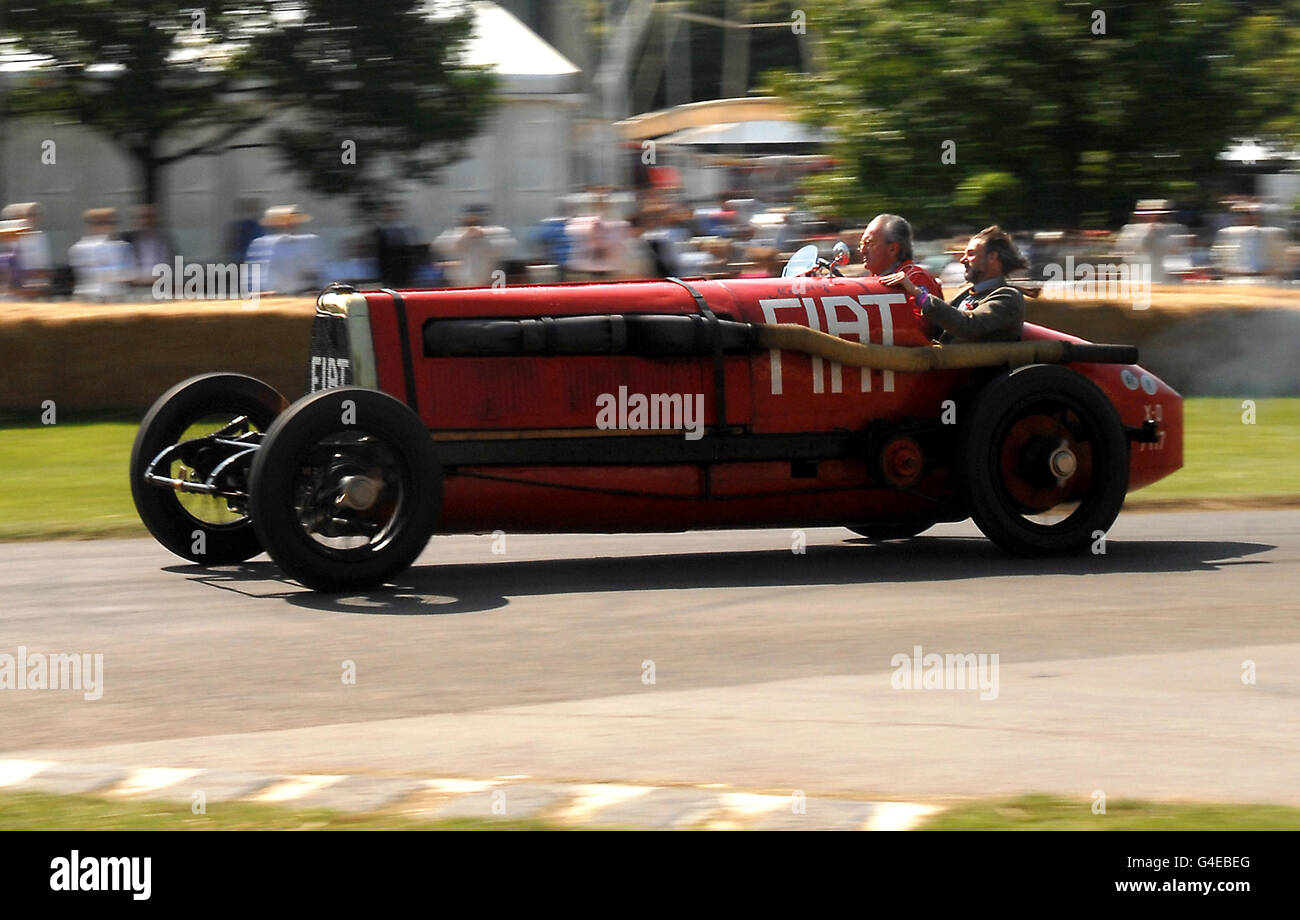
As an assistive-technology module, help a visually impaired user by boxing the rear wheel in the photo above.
[248,388,442,591]
[961,365,1128,555]
[130,373,285,563]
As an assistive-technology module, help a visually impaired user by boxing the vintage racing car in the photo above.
[130,244,1183,591]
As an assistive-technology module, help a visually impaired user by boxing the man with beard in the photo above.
[880,225,1025,343]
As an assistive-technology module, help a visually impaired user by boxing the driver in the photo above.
[880,225,1026,344]
[859,214,943,338]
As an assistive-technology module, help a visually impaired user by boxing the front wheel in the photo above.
[248,388,442,591]
[961,364,1128,556]
[130,373,286,564]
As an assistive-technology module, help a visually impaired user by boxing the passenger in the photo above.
[859,213,943,338]
[880,225,1026,344]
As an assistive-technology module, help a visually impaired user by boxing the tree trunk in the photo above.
[133,143,160,207]
[143,156,160,207]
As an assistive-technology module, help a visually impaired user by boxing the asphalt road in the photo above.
[2,510,1298,805]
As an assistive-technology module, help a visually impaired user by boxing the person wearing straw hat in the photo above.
[1,202,52,298]
[68,208,134,303]
[880,225,1026,344]
[1115,199,1186,283]
[247,205,323,295]
[0,219,26,298]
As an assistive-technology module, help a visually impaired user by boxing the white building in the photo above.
[0,1,583,264]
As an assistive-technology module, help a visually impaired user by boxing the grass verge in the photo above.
[3,788,1297,830]
[0,398,1296,541]
[917,794,1300,831]
[1131,398,1300,503]
[0,418,144,541]
[0,790,565,831]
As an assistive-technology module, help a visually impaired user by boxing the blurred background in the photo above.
[2,0,1299,295]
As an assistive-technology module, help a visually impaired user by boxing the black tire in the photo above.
[130,373,286,564]
[846,522,935,541]
[961,364,1128,556]
[248,388,442,591]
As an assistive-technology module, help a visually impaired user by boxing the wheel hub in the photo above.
[999,412,1094,513]
[336,474,381,511]
[1048,441,1077,482]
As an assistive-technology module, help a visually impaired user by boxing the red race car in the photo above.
[130,245,1182,591]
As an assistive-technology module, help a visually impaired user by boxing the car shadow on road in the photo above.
[163,534,1275,617]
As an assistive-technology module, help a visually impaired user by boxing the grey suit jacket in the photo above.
[922,283,1025,343]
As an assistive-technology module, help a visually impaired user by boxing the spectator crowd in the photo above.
[2,186,1298,302]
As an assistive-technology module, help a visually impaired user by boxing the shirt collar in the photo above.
[971,275,1004,295]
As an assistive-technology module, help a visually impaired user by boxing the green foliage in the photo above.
[764,0,1297,229]
[1229,5,1300,150]
[248,0,497,209]
[7,0,267,200]
[954,171,1024,226]
[4,0,497,210]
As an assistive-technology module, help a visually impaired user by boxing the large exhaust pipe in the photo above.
[756,324,1137,371]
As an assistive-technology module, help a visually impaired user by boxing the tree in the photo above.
[764,0,1277,230]
[247,0,497,207]
[5,0,497,209]
[1229,2,1300,150]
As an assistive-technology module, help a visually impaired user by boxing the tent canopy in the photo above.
[464,1,581,94]
[658,119,831,148]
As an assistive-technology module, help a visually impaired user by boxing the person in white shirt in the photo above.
[68,208,133,303]
[1114,199,1187,284]
[0,220,24,298]
[1212,202,1289,280]
[566,193,629,280]
[434,205,516,288]
[247,205,323,295]
[0,202,52,297]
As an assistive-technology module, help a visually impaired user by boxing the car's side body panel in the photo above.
[338,275,1181,534]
